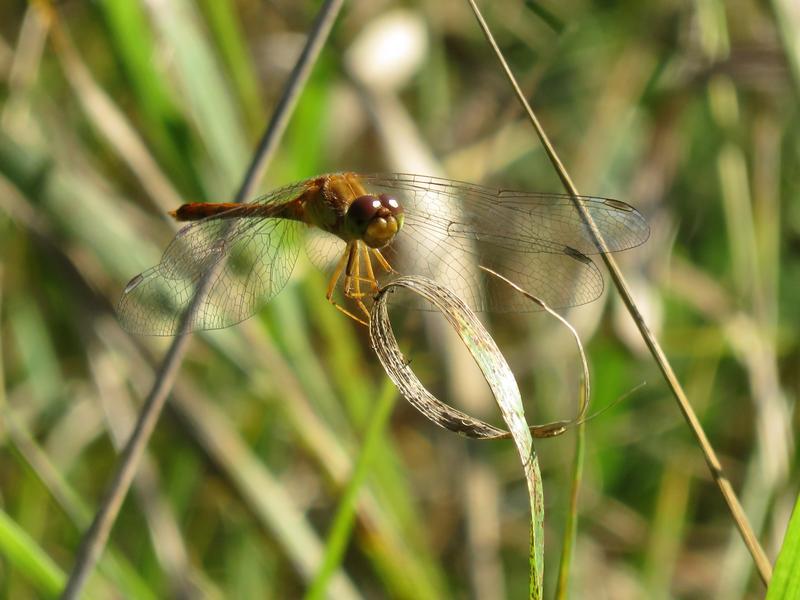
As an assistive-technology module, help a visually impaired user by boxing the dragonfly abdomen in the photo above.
[169,200,302,222]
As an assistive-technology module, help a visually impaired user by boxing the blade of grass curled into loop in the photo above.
[478,266,591,436]
[369,275,544,599]
[479,266,587,599]
[465,0,772,585]
[367,273,591,443]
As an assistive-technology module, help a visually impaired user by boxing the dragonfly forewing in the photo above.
[361,173,649,312]
[117,212,302,335]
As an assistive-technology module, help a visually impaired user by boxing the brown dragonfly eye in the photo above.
[346,193,405,248]
[347,194,383,227]
[378,194,403,218]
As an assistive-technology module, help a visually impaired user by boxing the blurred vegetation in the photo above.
[0,0,798,598]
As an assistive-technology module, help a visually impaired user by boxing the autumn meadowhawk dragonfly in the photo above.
[117,172,649,335]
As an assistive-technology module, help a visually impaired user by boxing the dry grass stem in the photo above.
[58,1,346,597]
[466,0,772,586]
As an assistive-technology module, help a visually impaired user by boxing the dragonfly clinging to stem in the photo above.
[117,172,649,335]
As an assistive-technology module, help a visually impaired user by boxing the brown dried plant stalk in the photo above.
[56,1,347,597]
[466,0,772,587]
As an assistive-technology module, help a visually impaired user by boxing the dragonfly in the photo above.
[117,172,649,335]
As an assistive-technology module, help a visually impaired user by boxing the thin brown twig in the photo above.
[465,0,773,587]
[58,1,346,597]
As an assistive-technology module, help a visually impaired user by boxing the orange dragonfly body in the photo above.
[118,173,649,335]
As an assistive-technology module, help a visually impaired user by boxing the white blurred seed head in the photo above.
[345,10,428,93]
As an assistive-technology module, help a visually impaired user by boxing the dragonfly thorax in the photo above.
[344,193,404,248]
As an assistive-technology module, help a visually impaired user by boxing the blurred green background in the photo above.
[0,0,798,598]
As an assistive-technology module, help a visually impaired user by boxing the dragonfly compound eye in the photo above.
[347,194,404,248]
[347,194,382,227]
[378,194,404,219]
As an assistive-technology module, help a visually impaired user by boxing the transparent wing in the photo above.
[117,182,307,335]
[360,173,650,312]
[117,172,650,334]
[304,225,347,273]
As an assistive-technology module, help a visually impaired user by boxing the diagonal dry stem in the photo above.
[465,0,772,587]
[57,1,346,598]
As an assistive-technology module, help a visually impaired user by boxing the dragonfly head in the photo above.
[346,194,404,248]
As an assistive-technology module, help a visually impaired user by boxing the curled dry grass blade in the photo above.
[366,270,597,598]
[58,1,347,597]
[477,267,591,435]
[368,272,592,443]
[465,0,773,586]
[478,266,588,600]
[368,275,544,599]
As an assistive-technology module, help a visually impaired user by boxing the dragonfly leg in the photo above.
[343,244,377,298]
[343,274,380,293]
[372,248,397,274]
[326,242,351,301]
[353,244,363,298]
[342,241,359,297]
[361,243,380,292]
[353,295,372,321]
[331,301,369,326]
[326,242,369,326]
[342,242,373,321]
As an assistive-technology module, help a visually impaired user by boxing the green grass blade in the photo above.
[95,0,201,196]
[0,507,65,598]
[197,0,264,127]
[146,0,250,195]
[523,0,566,34]
[766,493,800,599]
[370,276,544,599]
[305,378,397,600]
[554,420,584,599]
